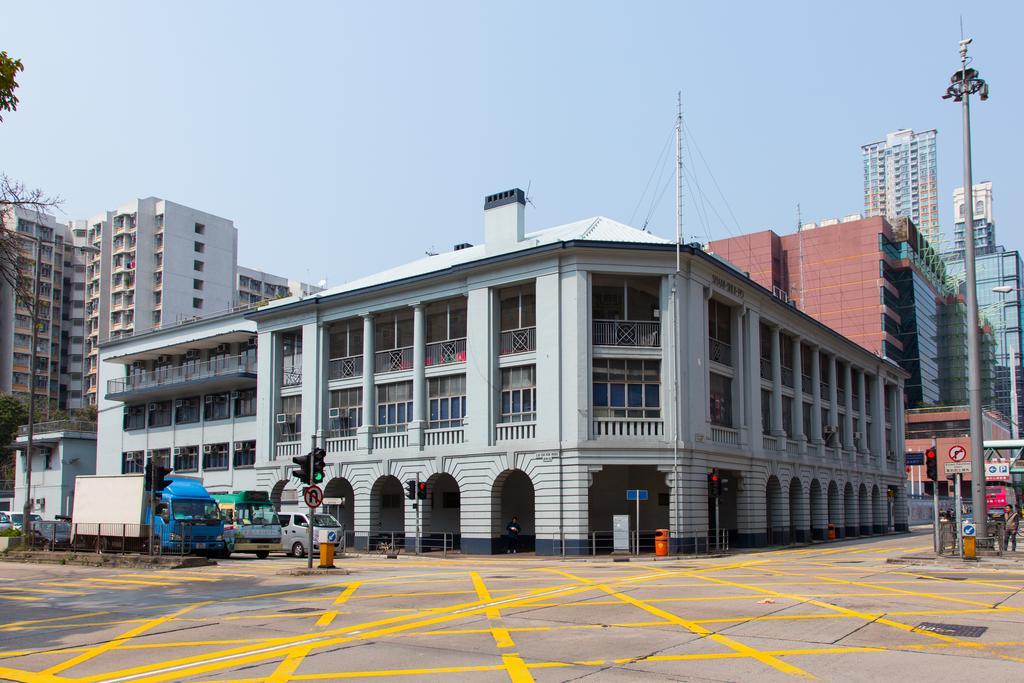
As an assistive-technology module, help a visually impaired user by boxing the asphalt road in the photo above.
[1,530,1023,682]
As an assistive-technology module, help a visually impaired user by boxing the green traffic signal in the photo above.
[313,470,325,483]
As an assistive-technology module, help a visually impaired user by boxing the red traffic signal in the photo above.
[925,447,938,481]
[417,482,427,500]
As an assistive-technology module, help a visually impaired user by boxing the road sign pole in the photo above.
[715,498,721,552]
[954,473,963,560]
[416,472,421,556]
[635,494,640,556]
[931,438,940,553]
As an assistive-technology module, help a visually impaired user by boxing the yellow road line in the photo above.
[81,578,178,587]
[0,594,42,602]
[502,652,535,682]
[42,601,211,675]
[470,572,517,649]
[813,574,1010,608]
[316,581,362,627]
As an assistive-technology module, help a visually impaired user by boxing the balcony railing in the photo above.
[275,441,301,458]
[425,427,465,446]
[710,425,738,445]
[0,480,13,497]
[786,439,800,455]
[495,422,536,441]
[593,418,663,438]
[325,436,358,454]
[592,320,661,347]
[426,338,466,366]
[500,327,536,355]
[282,368,302,387]
[820,382,829,399]
[781,366,794,388]
[760,357,772,380]
[106,354,257,395]
[837,389,846,404]
[762,434,779,451]
[801,374,812,393]
[709,338,732,366]
[18,420,96,436]
[375,346,413,374]
[328,355,363,380]
[372,431,408,449]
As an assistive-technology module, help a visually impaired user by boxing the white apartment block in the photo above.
[83,198,239,404]
[98,189,910,554]
[237,266,323,306]
[862,129,940,246]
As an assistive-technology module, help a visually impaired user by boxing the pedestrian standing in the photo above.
[506,515,521,553]
[1004,505,1019,552]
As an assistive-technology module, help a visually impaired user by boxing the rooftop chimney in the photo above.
[484,189,526,251]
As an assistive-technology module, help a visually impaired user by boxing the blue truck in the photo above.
[71,474,226,556]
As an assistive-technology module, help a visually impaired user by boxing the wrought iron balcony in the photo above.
[499,327,536,355]
[760,357,772,380]
[375,346,413,374]
[328,355,362,380]
[426,337,466,366]
[106,353,258,400]
[593,320,661,347]
[709,338,732,366]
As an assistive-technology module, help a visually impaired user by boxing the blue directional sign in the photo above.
[962,522,976,537]
[905,452,924,466]
[326,530,338,543]
[626,489,649,501]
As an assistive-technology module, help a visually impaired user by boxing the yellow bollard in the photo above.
[319,540,335,568]
[962,535,976,560]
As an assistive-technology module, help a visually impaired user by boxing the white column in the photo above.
[409,303,426,448]
[810,345,822,446]
[358,314,375,450]
[731,306,746,442]
[464,286,495,446]
[857,368,868,453]
[770,325,784,438]
[745,309,762,449]
[827,354,839,450]
[256,329,280,463]
[842,362,854,451]
[792,337,805,451]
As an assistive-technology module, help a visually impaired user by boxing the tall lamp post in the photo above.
[993,285,1022,440]
[942,37,989,528]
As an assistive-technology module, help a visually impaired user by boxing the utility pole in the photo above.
[942,37,990,531]
[307,435,317,570]
[672,91,682,554]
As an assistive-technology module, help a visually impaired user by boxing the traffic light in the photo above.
[925,447,938,481]
[708,469,722,498]
[144,458,173,492]
[405,479,417,500]
[311,448,326,485]
[417,481,427,500]
[292,453,311,485]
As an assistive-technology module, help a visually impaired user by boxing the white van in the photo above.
[278,512,343,557]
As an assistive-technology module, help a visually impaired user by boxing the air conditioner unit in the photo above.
[276,413,287,424]
[204,444,213,454]
[328,407,341,419]
[34,498,45,509]
[148,402,159,411]
[131,360,145,369]
[157,355,171,363]
[185,349,199,359]
[173,447,183,456]
[205,395,214,403]
[174,399,184,407]
[854,431,863,441]
[823,425,836,435]
[216,343,229,353]
[247,336,257,348]
[230,390,239,399]
[234,441,244,450]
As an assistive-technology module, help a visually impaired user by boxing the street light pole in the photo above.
[943,37,990,531]
[21,235,44,541]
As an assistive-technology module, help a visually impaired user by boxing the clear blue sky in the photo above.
[3,1,1021,287]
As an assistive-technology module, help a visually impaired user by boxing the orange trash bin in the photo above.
[655,528,669,556]
[827,523,836,541]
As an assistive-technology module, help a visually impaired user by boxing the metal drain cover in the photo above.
[278,607,320,614]
[915,622,988,638]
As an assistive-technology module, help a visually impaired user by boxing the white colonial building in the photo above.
[98,189,909,554]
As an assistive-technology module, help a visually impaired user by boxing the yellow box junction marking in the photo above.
[315,581,362,627]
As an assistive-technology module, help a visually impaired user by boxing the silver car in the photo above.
[278,512,343,557]
[0,511,11,532]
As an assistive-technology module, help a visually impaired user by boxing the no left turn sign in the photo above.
[948,445,967,462]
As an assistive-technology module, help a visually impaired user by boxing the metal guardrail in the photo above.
[375,346,413,373]
[592,320,661,347]
[18,420,96,436]
[328,355,362,380]
[107,354,257,394]
[499,327,536,355]
[426,338,467,366]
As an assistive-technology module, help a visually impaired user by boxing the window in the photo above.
[174,446,199,472]
[501,365,537,423]
[329,320,363,359]
[374,310,413,351]
[122,450,145,474]
[377,381,412,432]
[782,396,793,437]
[149,400,172,428]
[426,298,467,342]
[592,359,660,419]
[282,331,302,383]
[203,443,229,470]
[709,372,732,427]
[328,387,362,436]
[278,394,301,441]
[591,274,660,321]
[234,389,256,417]
[708,299,732,344]
[194,222,204,234]
[175,397,201,424]
[429,375,466,429]
[204,393,230,421]
[233,440,256,468]
[194,260,204,272]
[149,448,170,469]
[124,405,146,430]
[194,241,204,253]
[193,297,203,309]
[761,389,772,431]
[193,278,203,290]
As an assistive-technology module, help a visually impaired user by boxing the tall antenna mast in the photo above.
[675,92,683,271]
